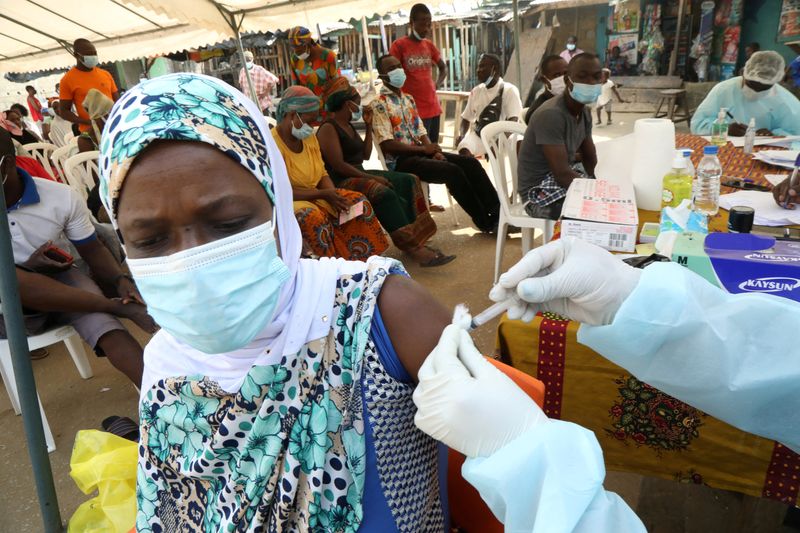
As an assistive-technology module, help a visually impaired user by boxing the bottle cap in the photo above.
[679,147,693,157]
[728,206,754,233]
[703,145,718,155]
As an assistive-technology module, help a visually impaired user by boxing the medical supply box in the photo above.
[671,232,800,302]
[560,179,639,253]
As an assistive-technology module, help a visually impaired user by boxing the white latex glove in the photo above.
[413,323,547,458]
[489,237,642,326]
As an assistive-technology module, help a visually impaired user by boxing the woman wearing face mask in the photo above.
[288,26,341,121]
[272,85,388,260]
[525,55,568,124]
[317,79,455,267]
[102,73,453,531]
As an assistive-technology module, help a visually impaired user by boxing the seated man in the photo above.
[525,55,568,124]
[518,53,601,220]
[0,129,155,386]
[456,53,522,157]
[691,51,800,136]
[371,54,500,233]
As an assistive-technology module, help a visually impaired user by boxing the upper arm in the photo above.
[59,99,74,116]
[316,123,344,166]
[378,274,450,381]
[690,87,720,133]
[64,189,96,242]
[430,42,442,64]
[389,40,401,59]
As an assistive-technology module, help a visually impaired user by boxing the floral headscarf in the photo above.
[325,78,358,112]
[98,74,275,224]
[275,85,320,121]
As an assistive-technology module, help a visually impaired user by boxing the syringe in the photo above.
[467,299,517,331]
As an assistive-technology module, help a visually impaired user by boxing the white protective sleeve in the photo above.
[578,261,800,453]
[462,421,646,533]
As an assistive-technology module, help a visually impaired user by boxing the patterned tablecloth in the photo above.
[496,315,800,506]
[495,134,799,505]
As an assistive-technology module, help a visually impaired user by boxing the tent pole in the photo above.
[0,179,61,531]
[215,2,260,108]
[361,16,375,91]
[513,0,522,89]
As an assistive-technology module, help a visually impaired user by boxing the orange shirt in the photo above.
[59,66,118,132]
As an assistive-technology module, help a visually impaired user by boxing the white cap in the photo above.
[243,50,254,61]
[743,51,785,85]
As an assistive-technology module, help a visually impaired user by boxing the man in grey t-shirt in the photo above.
[518,53,602,219]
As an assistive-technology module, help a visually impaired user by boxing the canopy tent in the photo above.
[0,0,420,74]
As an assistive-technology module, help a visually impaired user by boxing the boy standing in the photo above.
[595,68,626,125]
[389,3,448,143]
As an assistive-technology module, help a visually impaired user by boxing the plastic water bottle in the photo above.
[693,145,722,215]
[710,108,729,146]
[743,117,756,155]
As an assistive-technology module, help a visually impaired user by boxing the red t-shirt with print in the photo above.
[389,36,442,119]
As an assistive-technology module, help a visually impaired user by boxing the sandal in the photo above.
[420,251,456,268]
[102,415,140,442]
[429,204,446,212]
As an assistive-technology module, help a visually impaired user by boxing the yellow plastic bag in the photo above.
[68,429,137,533]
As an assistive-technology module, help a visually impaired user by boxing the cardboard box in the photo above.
[671,232,800,303]
[560,179,639,252]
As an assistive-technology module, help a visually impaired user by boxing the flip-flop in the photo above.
[420,252,456,268]
[102,415,140,442]
[429,204,446,212]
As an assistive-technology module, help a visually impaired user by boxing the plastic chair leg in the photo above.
[494,220,509,284]
[63,334,93,379]
[521,227,536,254]
[0,342,22,415]
[39,399,56,453]
[446,189,459,226]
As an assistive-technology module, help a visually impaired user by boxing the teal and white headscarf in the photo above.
[99,74,383,531]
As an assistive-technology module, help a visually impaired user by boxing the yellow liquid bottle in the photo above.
[662,152,693,209]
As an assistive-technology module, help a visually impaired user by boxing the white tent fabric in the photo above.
[0,0,230,73]
[0,0,419,74]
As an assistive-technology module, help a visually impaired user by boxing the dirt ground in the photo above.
[1,113,796,531]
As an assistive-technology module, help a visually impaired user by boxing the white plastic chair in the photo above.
[51,140,78,184]
[21,142,58,180]
[62,131,75,146]
[0,317,93,453]
[63,151,99,202]
[370,137,459,226]
[481,121,555,283]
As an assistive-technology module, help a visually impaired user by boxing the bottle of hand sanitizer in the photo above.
[743,117,756,154]
[711,109,729,146]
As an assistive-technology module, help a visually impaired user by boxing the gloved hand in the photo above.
[413,324,546,458]
[489,237,642,326]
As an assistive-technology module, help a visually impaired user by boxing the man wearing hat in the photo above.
[691,50,800,136]
[239,50,279,115]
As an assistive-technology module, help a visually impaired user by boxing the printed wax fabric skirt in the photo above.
[334,169,436,252]
[293,189,389,260]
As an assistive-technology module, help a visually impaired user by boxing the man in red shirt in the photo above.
[390,3,448,143]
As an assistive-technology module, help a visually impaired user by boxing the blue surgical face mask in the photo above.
[127,220,290,354]
[387,68,407,89]
[568,77,602,104]
[291,114,315,140]
[566,43,576,52]
[350,103,363,122]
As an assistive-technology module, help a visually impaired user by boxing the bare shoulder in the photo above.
[377,274,450,381]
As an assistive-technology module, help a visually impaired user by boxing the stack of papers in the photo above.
[719,190,800,226]
[752,150,800,169]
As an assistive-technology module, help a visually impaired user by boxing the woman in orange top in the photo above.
[288,26,340,120]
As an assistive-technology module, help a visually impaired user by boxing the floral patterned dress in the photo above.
[136,258,445,532]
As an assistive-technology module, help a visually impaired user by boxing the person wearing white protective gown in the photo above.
[414,237,800,532]
[691,50,800,136]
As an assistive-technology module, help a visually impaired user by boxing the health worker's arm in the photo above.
[414,322,645,532]
[770,88,800,136]
[689,83,724,135]
[578,261,800,453]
